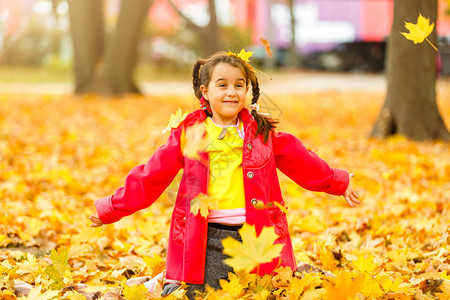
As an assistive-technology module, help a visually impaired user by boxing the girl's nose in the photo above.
[227,88,237,97]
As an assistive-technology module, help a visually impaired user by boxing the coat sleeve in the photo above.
[94,127,184,224]
[272,131,349,196]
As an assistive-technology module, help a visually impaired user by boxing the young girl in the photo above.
[89,51,360,297]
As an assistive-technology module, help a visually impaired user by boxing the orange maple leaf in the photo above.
[259,37,272,57]
[323,270,365,300]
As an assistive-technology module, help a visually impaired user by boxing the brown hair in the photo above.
[192,51,277,143]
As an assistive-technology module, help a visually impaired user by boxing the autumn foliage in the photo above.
[0,90,449,299]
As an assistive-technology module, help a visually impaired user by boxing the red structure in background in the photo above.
[148,0,450,54]
[359,0,393,42]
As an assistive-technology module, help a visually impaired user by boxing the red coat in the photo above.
[95,108,349,284]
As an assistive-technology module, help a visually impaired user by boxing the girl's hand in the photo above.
[89,215,104,227]
[344,173,360,207]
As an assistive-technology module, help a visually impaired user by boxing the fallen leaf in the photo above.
[181,122,208,160]
[323,270,364,300]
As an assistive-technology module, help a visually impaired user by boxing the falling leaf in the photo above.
[180,122,208,160]
[259,37,272,57]
[222,223,283,273]
[273,202,288,214]
[162,108,188,134]
[401,14,437,51]
[190,193,219,218]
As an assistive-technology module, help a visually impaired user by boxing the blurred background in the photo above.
[1,0,450,92]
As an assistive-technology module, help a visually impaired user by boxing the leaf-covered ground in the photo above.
[0,90,449,299]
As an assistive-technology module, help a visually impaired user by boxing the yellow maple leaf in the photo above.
[360,273,385,299]
[286,274,322,299]
[272,266,293,288]
[353,254,378,275]
[323,270,365,300]
[162,108,188,134]
[401,14,437,51]
[122,278,148,300]
[318,244,339,271]
[237,49,253,62]
[220,273,246,298]
[381,276,411,294]
[22,286,59,300]
[190,193,219,218]
[222,223,283,273]
[228,49,254,62]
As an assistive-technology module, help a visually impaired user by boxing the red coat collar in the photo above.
[182,108,254,127]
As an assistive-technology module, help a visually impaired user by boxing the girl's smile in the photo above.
[200,63,249,126]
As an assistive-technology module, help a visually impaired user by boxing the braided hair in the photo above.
[192,51,277,143]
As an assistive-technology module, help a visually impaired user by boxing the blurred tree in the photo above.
[166,0,220,55]
[287,0,300,67]
[371,0,449,140]
[68,0,153,95]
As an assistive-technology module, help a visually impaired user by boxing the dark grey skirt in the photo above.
[162,223,242,299]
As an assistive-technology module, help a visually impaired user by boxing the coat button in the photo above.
[247,143,252,150]
[251,198,257,205]
[247,171,254,179]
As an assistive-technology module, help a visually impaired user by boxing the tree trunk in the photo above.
[371,0,450,141]
[99,0,152,95]
[202,0,220,55]
[287,0,299,67]
[67,0,105,94]
[68,0,152,96]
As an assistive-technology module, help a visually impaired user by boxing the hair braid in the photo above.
[192,59,206,99]
[192,59,213,117]
[251,75,260,105]
[250,76,278,143]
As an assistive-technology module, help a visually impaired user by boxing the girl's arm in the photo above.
[273,131,350,196]
[93,127,184,224]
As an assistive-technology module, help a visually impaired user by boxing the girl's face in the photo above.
[200,62,249,126]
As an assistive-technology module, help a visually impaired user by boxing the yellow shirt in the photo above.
[204,117,245,209]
